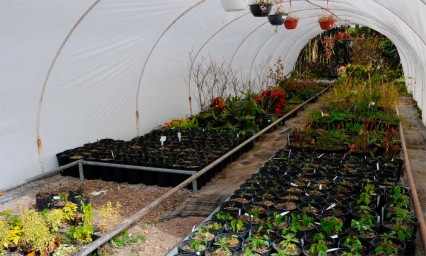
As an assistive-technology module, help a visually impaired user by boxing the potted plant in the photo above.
[271,232,302,255]
[318,15,336,30]
[66,203,94,244]
[221,0,248,12]
[284,14,299,29]
[243,234,271,255]
[249,0,273,17]
[178,238,208,255]
[268,1,285,26]
[303,233,331,256]
[18,208,55,255]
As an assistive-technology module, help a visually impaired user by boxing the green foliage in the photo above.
[245,234,270,250]
[19,208,55,253]
[320,216,344,235]
[67,203,94,244]
[309,233,328,256]
[230,219,244,233]
[111,231,146,248]
[44,209,64,232]
[52,244,77,256]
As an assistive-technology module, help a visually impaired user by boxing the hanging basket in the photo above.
[318,15,336,30]
[268,14,284,26]
[284,16,299,29]
[249,4,272,17]
[221,0,247,12]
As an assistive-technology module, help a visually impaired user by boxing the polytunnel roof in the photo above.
[0,0,425,190]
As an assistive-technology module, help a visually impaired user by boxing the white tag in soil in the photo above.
[238,209,241,216]
[326,203,336,211]
[52,196,61,200]
[326,248,340,252]
[111,150,115,160]
[177,132,182,142]
[333,176,338,180]
[279,211,290,216]
[317,153,324,159]
[160,136,167,146]
[377,162,380,170]
[290,183,298,187]
[330,235,338,239]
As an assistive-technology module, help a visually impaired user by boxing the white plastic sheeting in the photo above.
[0,0,425,190]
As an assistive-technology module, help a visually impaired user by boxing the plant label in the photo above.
[333,176,338,180]
[326,203,336,210]
[290,183,298,187]
[238,209,241,216]
[330,235,338,239]
[317,153,324,158]
[280,211,290,216]
[319,184,323,190]
[177,132,182,142]
[377,163,380,170]
[160,136,167,146]
[52,195,60,200]
[327,248,339,252]
[111,150,115,160]
[192,225,196,232]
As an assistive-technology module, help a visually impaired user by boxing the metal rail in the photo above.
[81,161,198,192]
[397,107,426,252]
[73,85,330,256]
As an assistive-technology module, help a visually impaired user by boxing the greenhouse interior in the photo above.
[0,0,425,255]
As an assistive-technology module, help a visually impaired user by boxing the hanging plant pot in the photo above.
[249,4,272,17]
[318,15,336,30]
[268,14,284,26]
[284,16,299,29]
[221,0,247,12]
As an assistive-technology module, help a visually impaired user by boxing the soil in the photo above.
[1,95,425,256]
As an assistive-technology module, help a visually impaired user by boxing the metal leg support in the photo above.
[78,160,85,181]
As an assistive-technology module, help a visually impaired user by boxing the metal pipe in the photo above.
[73,85,330,256]
[82,161,197,176]
[397,108,426,252]
[78,160,84,181]
[0,160,81,204]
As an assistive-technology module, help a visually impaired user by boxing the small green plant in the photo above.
[111,230,146,248]
[230,219,244,233]
[342,235,363,256]
[44,208,64,232]
[214,211,234,221]
[272,232,300,256]
[62,202,77,223]
[98,201,121,233]
[245,234,270,251]
[308,233,328,256]
[67,203,94,244]
[320,216,344,235]
[351,216,374,237]
[189,238,208,252]
[357,184,375,206]
[374,232,399,255]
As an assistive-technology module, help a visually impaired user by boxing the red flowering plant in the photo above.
[210,97,225,113]
[255,89,287,115]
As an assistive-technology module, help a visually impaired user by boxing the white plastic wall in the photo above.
[1,0,425,190]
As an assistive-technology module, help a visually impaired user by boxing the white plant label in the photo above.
[290,182,298,187]
[53,196,60,200]
[317,153,324,158]
[377,163,380,170]
[160,136,166,146]
[333,176,338,180]
[377,216,380,224]
[288,149,292,159]
[280,211,290,216]
[330,235,338,239]
[238,209,241,216]
[327,248,340,252]
[192,225,196,232]
[307,181,311,187]
[319,184,323,190]
[111,150,115,160]
[326,203,336,210]
[177,132,182,142]
[305,193,310,196]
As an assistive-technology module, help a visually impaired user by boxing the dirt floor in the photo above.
[0,95,425,256]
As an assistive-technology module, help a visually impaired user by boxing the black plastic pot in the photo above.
[249,4,272,17]
[268,14,284,26]
[35,193,53,211]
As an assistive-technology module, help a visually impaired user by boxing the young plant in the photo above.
[189,238,208,252]
[374,232,399,255]
[67,203,94,244]
[308,233,328,256]
[245,234,270,251]
[19,208,55,254]
[230,219,244,233]
[273,232,301,256]
[342,235,363,256]
[320,216,344,235]
[98,201,121,233]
